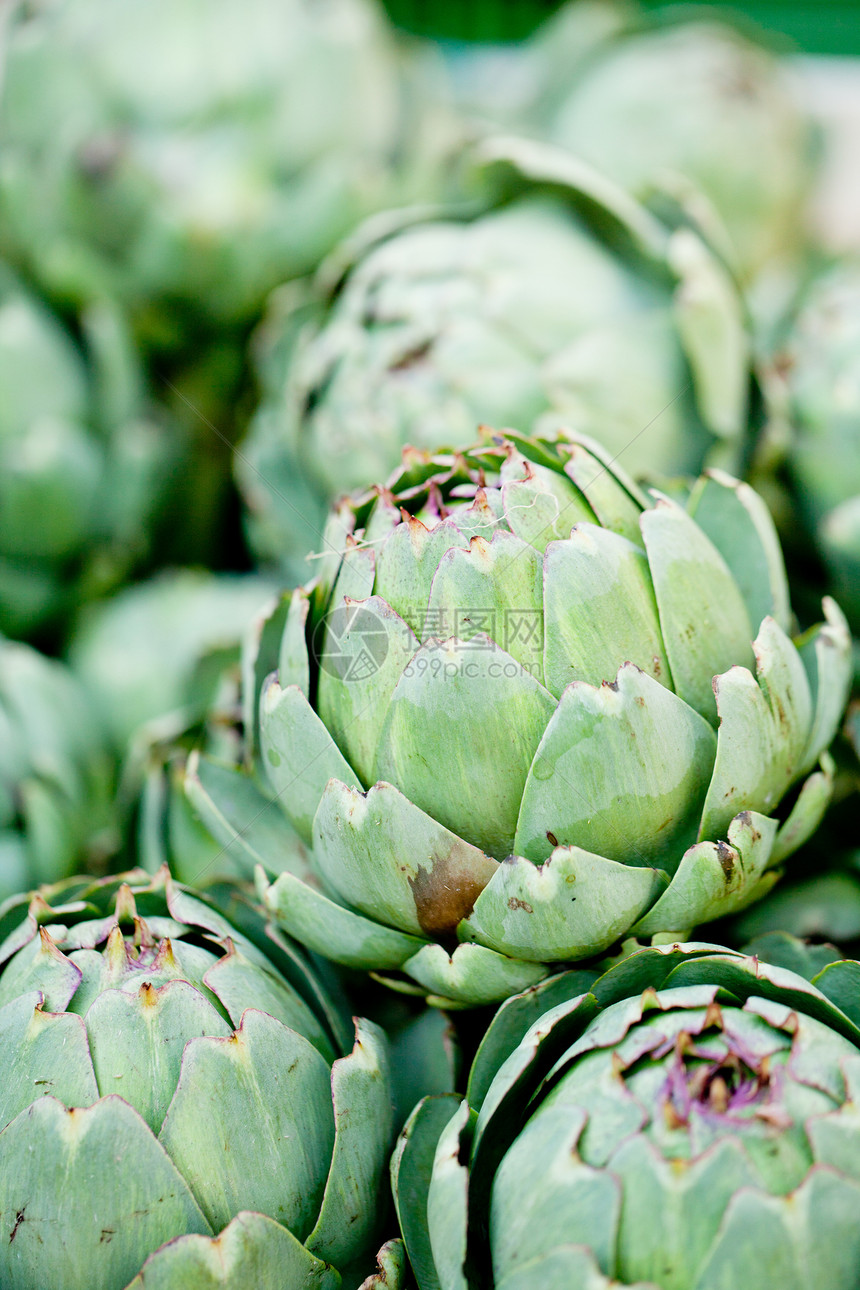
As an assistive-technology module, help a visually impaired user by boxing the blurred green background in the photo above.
[383,0,860,52]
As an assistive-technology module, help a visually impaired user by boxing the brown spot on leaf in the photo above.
[390,339,432,372]
[408,844,495,938]
[546,831,559,848]
[507,897,534,914]
[715,842,736,879]
[9,1209,25,1244]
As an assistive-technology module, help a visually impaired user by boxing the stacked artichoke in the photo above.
[1,0,859,1287]
[241,138,752,572]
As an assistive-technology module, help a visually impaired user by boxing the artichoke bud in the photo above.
[0,868,396,1288]
[393,944,860,1290]
[252,429,852,1008]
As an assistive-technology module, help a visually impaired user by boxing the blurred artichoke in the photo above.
[519,6,816,290]
[393,942,860,1289]
[0,0,440,339]
[0,637,116,901]
[232,428,851,1008]
[240,137,752,572]
[775,261,860,630]
[0,868,401,1289]
[0,266,174,640]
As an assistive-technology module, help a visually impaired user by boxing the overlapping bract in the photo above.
[0,869,396,1289]
[393,943,860,1289]
[240,137,751,569]
[247,429,850,1007]
[0,268,173,638]
[0,638,115,901]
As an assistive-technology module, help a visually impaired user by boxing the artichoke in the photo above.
[235,428,851,1008]
[774,261,860,631]
[0,638,116,901]
[0,0,428,337]
[0,267,173,640]
[0,868,400,1289]
[240,137,752,570]
[393,941,860,1289]
[524,7,815,289]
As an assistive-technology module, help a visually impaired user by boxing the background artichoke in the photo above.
[239,138,752,573]
[226,428,851,1008]
[0,638,116,900]
[0,868,398,1289]
[773,260,860,632]
[526,6,816,290]
[0,267,175,641]
[394,942,860,1289]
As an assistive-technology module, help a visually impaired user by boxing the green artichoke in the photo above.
[237,428,851,1008]
[0,0,428,336]
[240,137,752,570]
[0,868,401,1289]
[0,266,173,639]
[393,941,860,1289]
[524,7,815,289]
[0,638,116,901]
[775,261,860,630]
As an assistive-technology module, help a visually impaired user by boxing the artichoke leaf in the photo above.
[608,1134,758,1288]
[694,1169,860,1290]
[313,780,498,940]
[640,494,754,722]
[669,227,749,441]
[495,1244,658,1290]
[278,586,312,696]
[770,757,833,867]
[426,530,545,683]
[633,811,777,934]
[372,517,471,636]
[796,597,852,775]
[542,526,671,698]
[0,924,82,1011]
[260,678,359,843]
[460,847,667,963]
[559,436,646,544]
[203,944,333,1063]
[86,979,231,1134]
[259,867,425,972]
[306,1018,392,1268]
[0,1096,211,1290]
[699,617,813,843]
[124,1211,342,1290]
[426,1099,472,1290]
[159,1010,334,1239]
[515,663,716,869]
[402,942,548,1009]
[391,1095,462,1290]
[183,753,313,883]
[489,1104,619,1282]
[316,596,420,788]
[375,637,556,861]
[686,469,791,635]
[0,991,97,1125]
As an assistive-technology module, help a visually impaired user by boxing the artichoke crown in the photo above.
[251,428,851,1007]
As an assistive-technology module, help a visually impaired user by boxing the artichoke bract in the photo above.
[240,137,752,570]
[0,267,173,639]
[0,638,115,901]
[775,261,860,629]
[250,429,851,1008]
[392,942,860,1289]
[0,868,398,1289]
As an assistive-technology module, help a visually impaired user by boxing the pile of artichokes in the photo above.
[1,0,859,1285]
